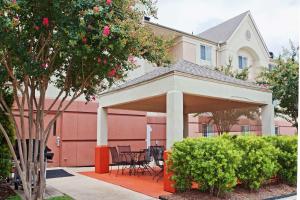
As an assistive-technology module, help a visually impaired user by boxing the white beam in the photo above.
[166,90,184,149]
[174,75,272,105]
[97,107,108,146]
[261,103,275,135]
[99,75,174,108]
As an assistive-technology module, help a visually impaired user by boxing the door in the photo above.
[46,115,61,167]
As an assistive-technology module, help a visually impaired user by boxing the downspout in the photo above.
[216,42,221,67]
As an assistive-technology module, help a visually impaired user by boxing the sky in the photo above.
[152,0,299,56]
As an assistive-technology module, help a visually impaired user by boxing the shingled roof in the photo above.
[103,60,263,94]
[198,11,249,43]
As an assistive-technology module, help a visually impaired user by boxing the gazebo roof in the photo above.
[105,60,262,94]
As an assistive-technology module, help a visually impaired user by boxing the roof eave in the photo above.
[99,70,271,97]
[145,21,217,45]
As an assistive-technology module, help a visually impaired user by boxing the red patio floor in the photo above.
[80,169,171,198]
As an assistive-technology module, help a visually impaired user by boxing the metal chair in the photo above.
[152,146,164,182]
[117,145,131,167]
[141,148,154,175]
[150,145,164,158]
[109,147,126,175]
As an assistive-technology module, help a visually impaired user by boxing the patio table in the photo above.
[120,150,145,175]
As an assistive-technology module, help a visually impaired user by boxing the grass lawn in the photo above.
[6,194,73,200]
[47,195,73,200]
[6,195,22,200]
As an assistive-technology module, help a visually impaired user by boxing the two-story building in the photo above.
[131,11,270,80]
[44,11,296,167]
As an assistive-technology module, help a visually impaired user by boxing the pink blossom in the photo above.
[103,59,107,65]
[41,63,48,69]
[93,6,99,13]
[82,37,87,44]
[97,57,101,64]
[12,0,16,4]
[128,55,136,64]
[102,26,110,37]
[34,25,40,31]
[106,0,112,5]
[42,17,49,27]
[108,68,116,77]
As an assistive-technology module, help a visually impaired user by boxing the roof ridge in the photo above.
[200,11,249,33]
[197,11,250,43]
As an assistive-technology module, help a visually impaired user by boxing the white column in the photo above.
[261,103,275,135]
[183,114,189,138]
[97,107,108,146]
[166,90,184,150]
[146,125,152,148]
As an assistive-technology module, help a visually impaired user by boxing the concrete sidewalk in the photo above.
[46,167,156,200]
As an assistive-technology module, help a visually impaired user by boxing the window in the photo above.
[200,45,211,61]
[275,126,280,135]
[238,56,248,69]
[202,124,213,137]
[268,63,276,71]
[241,125,250,135]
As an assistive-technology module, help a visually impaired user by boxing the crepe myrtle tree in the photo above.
[0,0,172,199]
[257,41,299,129]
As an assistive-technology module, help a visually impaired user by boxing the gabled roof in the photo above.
[198,11,249,43]
[102,60,265,95]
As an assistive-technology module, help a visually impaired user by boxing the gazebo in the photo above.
[95,60,275,191]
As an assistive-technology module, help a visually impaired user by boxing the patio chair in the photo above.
[117,145,131,163]
[109,147,126,175]
[135,149,153,175]
[152,146,164,182]
[150,145,164,158]
[144,148,155,174]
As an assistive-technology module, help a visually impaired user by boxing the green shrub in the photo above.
[263,136,297,185]
[234,136,279,190]
[0,88,14,180]
[170,137,241,195]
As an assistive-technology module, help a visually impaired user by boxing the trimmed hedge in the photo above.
[233,136,279,190]
[263,136,297,185]
[169,135,297,195]
[170,137,241,195]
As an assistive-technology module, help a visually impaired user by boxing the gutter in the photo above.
[145,21,217,45]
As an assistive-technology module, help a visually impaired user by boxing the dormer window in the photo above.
[200,45,211,61]
[238,56,248,69]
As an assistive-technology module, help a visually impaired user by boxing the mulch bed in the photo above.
[159,183,296,200]
[0,181,16,200]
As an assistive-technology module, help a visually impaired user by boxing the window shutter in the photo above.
[200,45,206,60]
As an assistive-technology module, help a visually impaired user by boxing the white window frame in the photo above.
[200,45,212,62]
[238,56,248,69]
